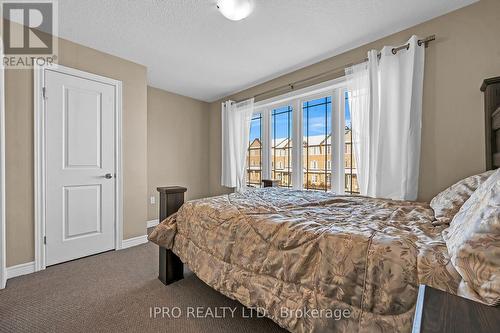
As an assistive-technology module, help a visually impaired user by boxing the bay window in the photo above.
[246,78,357,194]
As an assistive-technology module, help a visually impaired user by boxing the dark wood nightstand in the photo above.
[262,179,279,187]
[412,285,500,333]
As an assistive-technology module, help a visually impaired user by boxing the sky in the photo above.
[249,94,351,142]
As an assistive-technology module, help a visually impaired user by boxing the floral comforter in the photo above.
[148,188,461,332]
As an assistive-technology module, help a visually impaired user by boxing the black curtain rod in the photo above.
[234,34,435,103]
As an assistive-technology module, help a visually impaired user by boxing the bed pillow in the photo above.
[430,170,495,225]
[442,168,500,306]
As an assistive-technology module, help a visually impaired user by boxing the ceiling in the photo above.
[58,0,477,102]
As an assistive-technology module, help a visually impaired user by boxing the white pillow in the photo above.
[443,169,500,306]
[430,170,495,225]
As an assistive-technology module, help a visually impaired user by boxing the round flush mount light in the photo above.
[217,0,254,21]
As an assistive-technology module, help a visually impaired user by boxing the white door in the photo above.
[45,69,116,266]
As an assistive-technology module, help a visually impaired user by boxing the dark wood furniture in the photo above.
[480,77,500,169]
[412,285,500,333]
[262,179,279,187]
[157,186,186,285]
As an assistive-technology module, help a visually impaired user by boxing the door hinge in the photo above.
[43,236,46,244]
[42,87,47,99]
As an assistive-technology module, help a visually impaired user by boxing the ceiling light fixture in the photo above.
[217,0,254,21]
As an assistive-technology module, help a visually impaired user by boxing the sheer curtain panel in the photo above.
[221,98,254,191]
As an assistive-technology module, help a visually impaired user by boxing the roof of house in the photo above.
[253,129,352,149]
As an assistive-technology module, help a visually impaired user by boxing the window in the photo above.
[344,92,359,194]
[303,97,331,191]
[246,78,355,194]
[271,106,293,188]
[246,113,262,187]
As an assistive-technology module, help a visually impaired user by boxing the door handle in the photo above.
[104,173,113,179]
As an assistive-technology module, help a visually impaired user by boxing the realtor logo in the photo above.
[1,0,58,67]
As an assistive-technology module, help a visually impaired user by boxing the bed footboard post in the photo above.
[159,246,184,285]
[157,186,187,285]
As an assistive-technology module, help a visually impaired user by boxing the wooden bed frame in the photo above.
[481,76,500,170]
[156,186,186,285]
[156,76,500,286]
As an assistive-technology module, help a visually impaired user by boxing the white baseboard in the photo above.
[146,219,159,228]
[6,261,35,279]
[5,237,148,282]
[121,235,148,249]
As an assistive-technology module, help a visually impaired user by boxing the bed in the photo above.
[148,76,500,332]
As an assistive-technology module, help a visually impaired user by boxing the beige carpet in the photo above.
[0,236,286,333]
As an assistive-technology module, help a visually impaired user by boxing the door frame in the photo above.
[34,64,123,271]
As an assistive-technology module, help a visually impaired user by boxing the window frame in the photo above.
[270,104,293,188]
[251,77,349,193]
[246,112,263,187]
[300,94,332,192]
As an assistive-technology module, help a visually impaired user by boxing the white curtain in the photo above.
[346,35,425,200]
[221,98,254,191]
[345,51,375,197]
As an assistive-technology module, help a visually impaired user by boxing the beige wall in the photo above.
[147,87,210,220]
[209,0,500,201]
[5,37,148,266]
